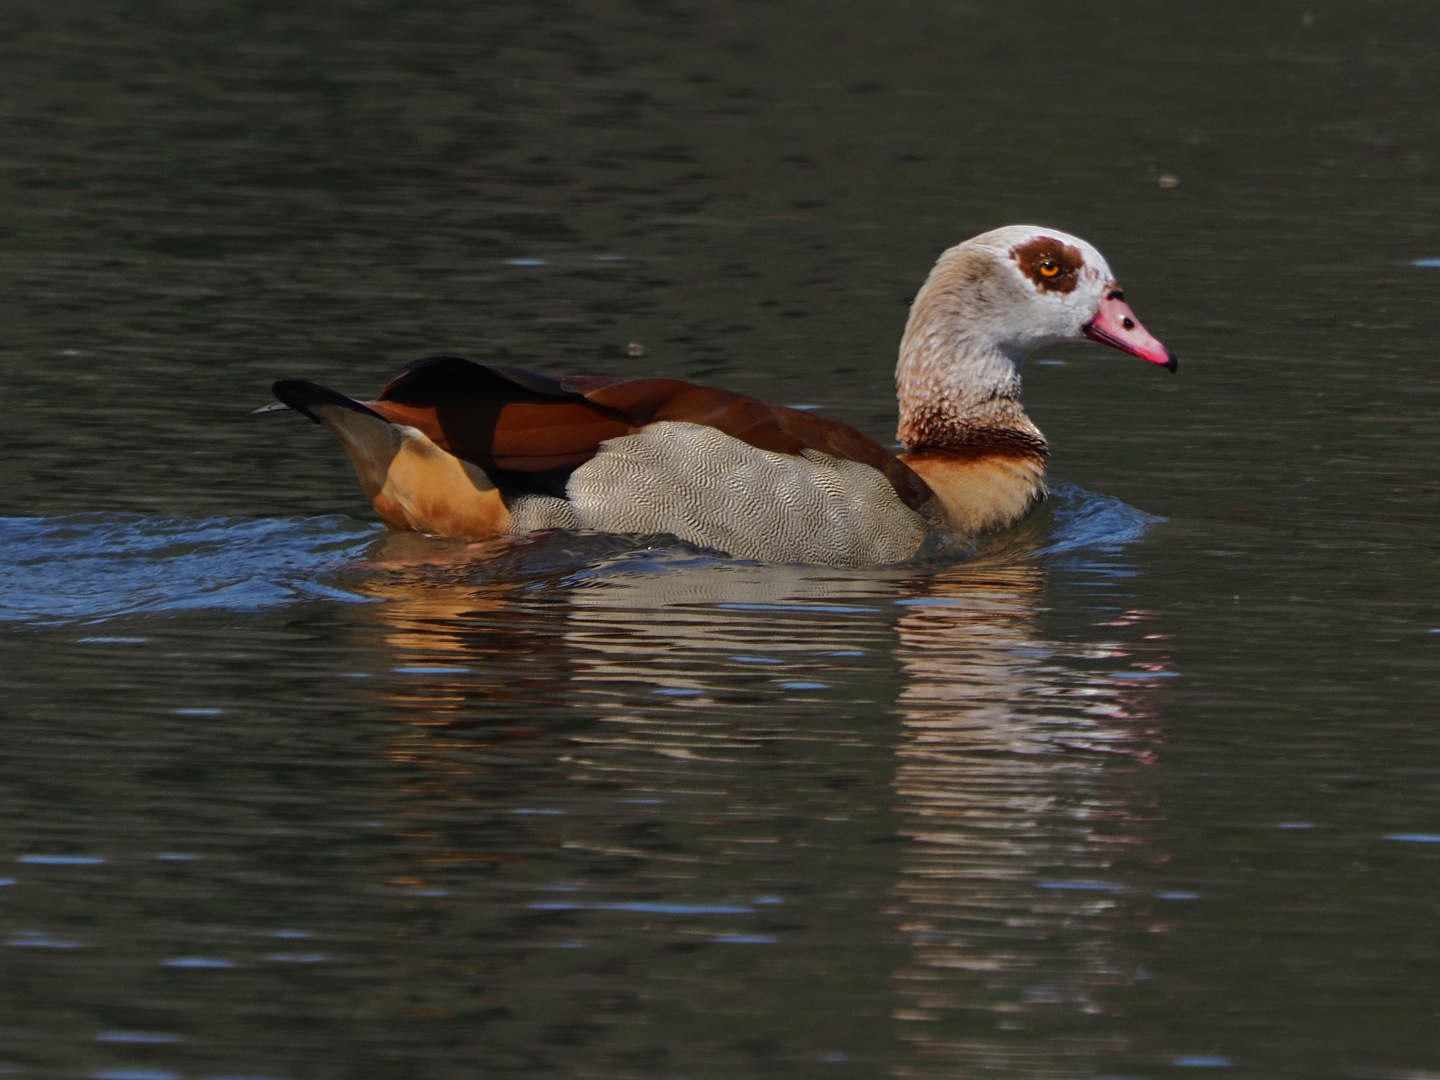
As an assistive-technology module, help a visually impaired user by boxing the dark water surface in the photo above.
[2,2,1439,1077]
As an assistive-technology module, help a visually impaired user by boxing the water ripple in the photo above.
[0,487,1157,627]
[0,514,379,625]
[1032,484,1166,559]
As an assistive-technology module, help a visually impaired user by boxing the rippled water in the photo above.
[3,2,1440,1078]
[0,515,378,624]
[2,487,1178,1080]
[0,485,1152,626]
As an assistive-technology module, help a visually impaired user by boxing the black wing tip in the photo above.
[270,379,385,424]
[382,356,579,403]
[403,354,475,372]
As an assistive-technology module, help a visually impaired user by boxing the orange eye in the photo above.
[1038,259,1060,278]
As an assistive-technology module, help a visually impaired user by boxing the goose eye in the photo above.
[1038,259,1060,278]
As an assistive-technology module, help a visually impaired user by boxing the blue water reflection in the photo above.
[0,486,1156,627]
[0,514,378,624]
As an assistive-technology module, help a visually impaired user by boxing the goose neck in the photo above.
[895,335,1045,455]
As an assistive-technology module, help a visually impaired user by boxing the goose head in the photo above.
[903,224,1176,373]
[896,225,1175,449]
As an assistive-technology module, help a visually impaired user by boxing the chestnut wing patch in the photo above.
[364,356,933,511]
[368,356,633,472]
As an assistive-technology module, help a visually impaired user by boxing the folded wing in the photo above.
[359,356,933,512]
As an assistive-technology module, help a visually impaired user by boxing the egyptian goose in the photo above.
[267,225,1175,567]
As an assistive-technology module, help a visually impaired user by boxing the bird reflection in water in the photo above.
[343,529,1174,1073]
[889,554,1174,1076]
[343,531,581,908]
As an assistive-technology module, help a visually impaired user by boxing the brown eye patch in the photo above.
[1011,236,1084,294]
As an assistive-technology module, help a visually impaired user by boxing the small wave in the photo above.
[1031,483,1164,557]
[0,514,380,626]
